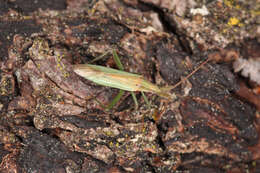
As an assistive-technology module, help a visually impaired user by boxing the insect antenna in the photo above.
[163,58,211,92]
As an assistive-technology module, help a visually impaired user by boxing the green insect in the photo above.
[73,63,174,98]
[73,50,209,109]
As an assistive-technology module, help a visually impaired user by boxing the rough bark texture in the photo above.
[0,0,259,172]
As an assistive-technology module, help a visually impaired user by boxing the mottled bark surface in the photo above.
[0,0,259,172]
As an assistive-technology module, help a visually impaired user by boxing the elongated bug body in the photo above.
[73,64,174,99]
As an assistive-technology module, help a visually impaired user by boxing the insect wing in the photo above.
[73,64,143,91]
